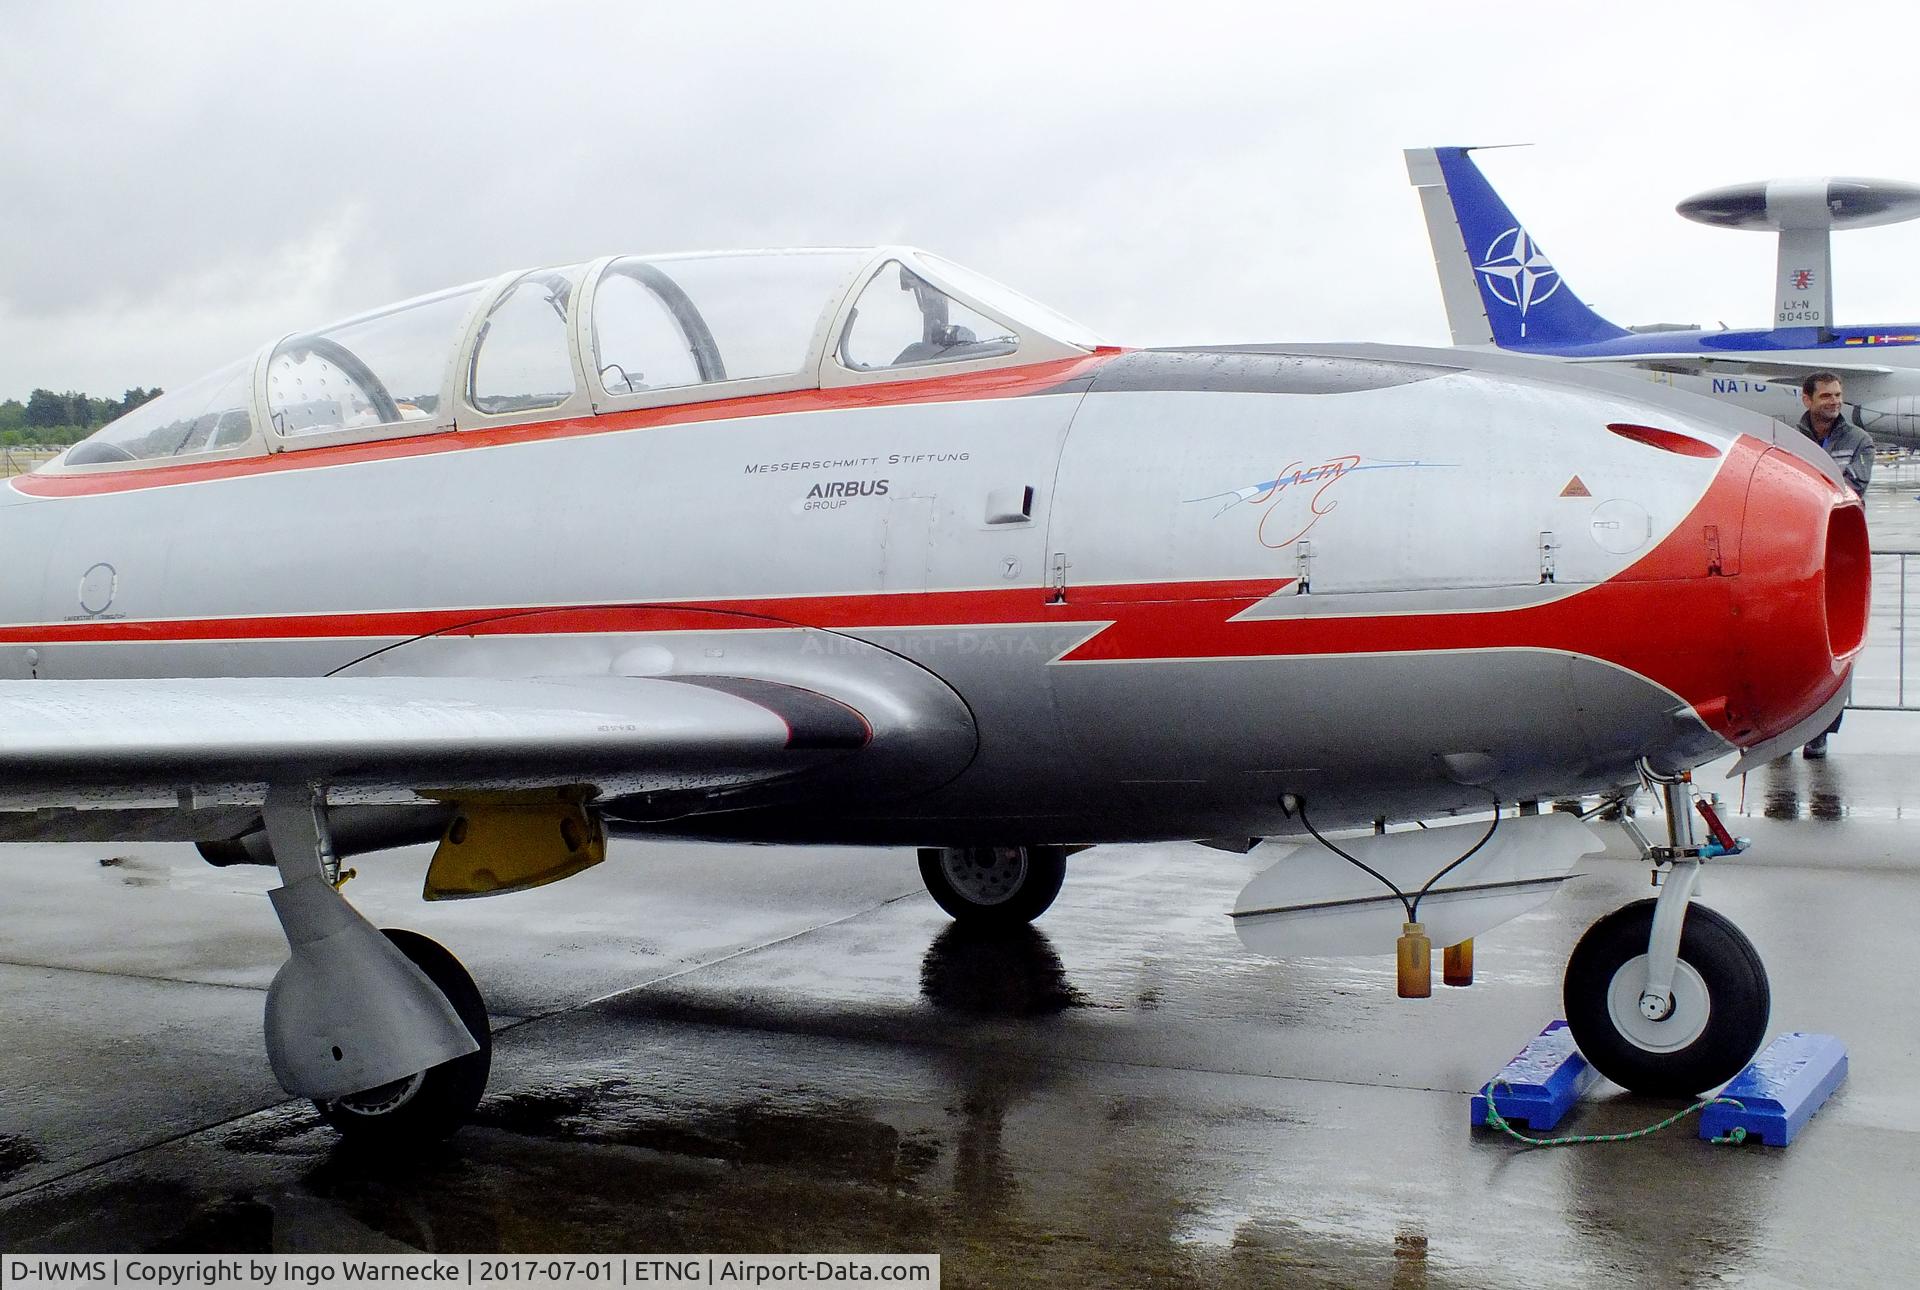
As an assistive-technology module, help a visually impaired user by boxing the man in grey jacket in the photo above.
[1796,371,1874,757]
[1798,371,1874,497]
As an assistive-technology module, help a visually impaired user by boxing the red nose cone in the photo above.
[1733,447,1870,745]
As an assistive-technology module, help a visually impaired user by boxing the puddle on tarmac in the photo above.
[0,1132,46,1185]
[97,854,171,887]
[473,1078,942,1189]
[215,1104,337,1156]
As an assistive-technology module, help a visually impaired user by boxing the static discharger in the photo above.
[1397,922,1432,997]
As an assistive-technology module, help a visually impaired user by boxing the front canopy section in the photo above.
[62,354,257,466]
[43,247,1104,474]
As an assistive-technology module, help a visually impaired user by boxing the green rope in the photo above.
[1480,1081,1748,1146]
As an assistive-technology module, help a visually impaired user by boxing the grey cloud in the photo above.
[4,0,1919,398]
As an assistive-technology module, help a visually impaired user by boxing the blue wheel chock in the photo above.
[1471,1020,1600,1132]
[1698,1032,1848,1147]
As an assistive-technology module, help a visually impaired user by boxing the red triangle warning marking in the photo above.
[1560,476,1591,497]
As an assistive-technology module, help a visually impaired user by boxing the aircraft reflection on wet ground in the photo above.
[4,893,1809,1288]
[1757,760,1848,821]
[1701,726,1920,821]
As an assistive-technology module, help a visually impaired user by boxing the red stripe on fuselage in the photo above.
[6,353,1119,499]
[0,437,1778,742]
[0,578,1285,646]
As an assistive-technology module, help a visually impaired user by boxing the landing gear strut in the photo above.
[1563,767,1770,1095]
[259,785,490,1144]
[918,845,1067,926]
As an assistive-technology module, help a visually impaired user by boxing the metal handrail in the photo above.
[1849,547,1919,712]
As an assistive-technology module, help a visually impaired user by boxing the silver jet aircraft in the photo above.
[0,247,1868,1143]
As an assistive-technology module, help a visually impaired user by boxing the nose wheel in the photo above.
[1563,898,1770,1095]
[1563,765,1770,1095]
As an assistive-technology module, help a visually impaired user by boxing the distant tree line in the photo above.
[0,386,163,447]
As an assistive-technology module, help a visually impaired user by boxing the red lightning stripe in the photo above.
[0,436,1847,747]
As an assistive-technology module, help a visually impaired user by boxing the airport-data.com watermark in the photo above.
[2,1257,937,1290]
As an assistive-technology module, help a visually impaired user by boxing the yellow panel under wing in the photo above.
[423,795,608,901]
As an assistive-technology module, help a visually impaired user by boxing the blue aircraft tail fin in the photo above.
[1405,146,1628,350]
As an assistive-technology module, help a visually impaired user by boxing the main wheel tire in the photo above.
[317,928,491,1145]
[1563,899,1769,1097]
[918,846,1067,926]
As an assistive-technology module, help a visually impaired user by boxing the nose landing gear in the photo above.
[1562,767,1770,1096]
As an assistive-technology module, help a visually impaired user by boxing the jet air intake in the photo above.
[1729,446,1871,752]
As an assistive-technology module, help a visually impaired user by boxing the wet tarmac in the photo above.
[3,477,1920,1284]
[6,716,1920,1286]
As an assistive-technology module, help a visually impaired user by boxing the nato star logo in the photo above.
[1476,227,1561,335]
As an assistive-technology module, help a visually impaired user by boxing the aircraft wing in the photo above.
[1565,353,1898,380]
[0,674,878,807]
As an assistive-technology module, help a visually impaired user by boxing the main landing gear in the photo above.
[259,786,490,1146]
[918,845,1068,926]
[1562,767,1770,1096]
[315,928,492,1142]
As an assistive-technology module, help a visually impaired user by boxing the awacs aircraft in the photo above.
[0,247,1868,1143]
[1407,145,1920,446]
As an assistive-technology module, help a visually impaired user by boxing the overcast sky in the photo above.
[5,0,1919,402]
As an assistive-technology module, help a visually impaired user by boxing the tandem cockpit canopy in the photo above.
[52,248,1105,473]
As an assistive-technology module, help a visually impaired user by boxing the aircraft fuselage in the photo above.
[0,347,1863,845]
